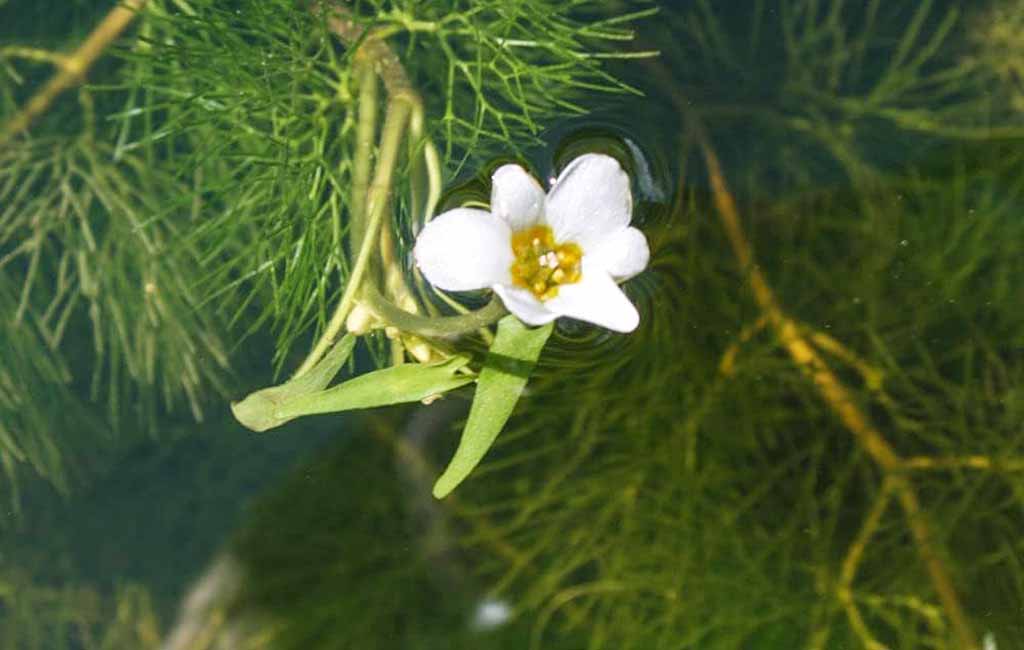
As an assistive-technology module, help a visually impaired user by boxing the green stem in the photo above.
[408,103,425,225]
[360,284,506,339]
[0,0,148,147]
[322,7,413,95]
[349,61,378,258]
[407,101,442,225]
[421,139,442,223]
[293,96,413,379]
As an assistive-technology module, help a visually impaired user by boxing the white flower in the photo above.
[413,153,650,332]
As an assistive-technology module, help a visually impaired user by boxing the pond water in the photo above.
[2,2,1023,650]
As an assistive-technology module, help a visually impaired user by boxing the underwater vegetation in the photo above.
[2,0,1024,649]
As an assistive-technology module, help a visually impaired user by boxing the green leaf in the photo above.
[272,355,474,422]
[432,316,553,499]
[231,334,357,432]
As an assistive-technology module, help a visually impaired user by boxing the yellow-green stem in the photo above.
[408,103,426,225]
[421,139,442,225]
[292,95,413,379]
[0,0,148,146]
[360,284,506,339]
[407,101,443,226]
[349,61,378,257]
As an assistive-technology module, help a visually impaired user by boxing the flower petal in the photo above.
[414,208,513,291]
[545,265,640,332]
[545,153,632,250]
[586,226,650,282]
[492,284,559,326]
[491,164,546,231]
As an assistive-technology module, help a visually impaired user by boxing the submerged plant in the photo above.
[216,5,656,498]
[2,1,1024,650]
[0,0,655,507]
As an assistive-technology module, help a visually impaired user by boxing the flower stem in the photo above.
[349,61,378,258]
[407,101,443,226]
[360,284,506,339]
[320,5,413,96]
[292,95,413,379]
[295,4,471,377]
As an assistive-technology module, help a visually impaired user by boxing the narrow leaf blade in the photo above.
[432,316,553,499]
[231,334,357,432]
[274,355,473,420]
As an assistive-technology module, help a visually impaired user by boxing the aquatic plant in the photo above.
[0,0,653,508]
[0,570,160,650]
[2,1,1023,650]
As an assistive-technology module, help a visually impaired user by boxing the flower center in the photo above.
[509,225,582,301]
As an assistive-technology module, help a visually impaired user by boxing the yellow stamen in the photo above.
[509,225,583,300]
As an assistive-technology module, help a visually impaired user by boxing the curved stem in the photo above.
[349,61,378,257]
[421,139,442,224]
[1,0,147,146]
[698,120,978,650]
[292,96,413,378]
[360,284,506,339]
[407,101,443,226]
[319,4,413,95]
[652,61,980,650]
[292,3,439,378]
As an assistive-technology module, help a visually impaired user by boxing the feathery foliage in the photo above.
[217,2,1023,649]
[2,0,1024,649]
[0,0,646,509]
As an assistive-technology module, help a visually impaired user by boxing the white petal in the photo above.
[414,208,513,291]
[545,153,632,250]
[492,284,559,326]
[545,266,640,333]
[491,164,545,231]
[587,226,650,282]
